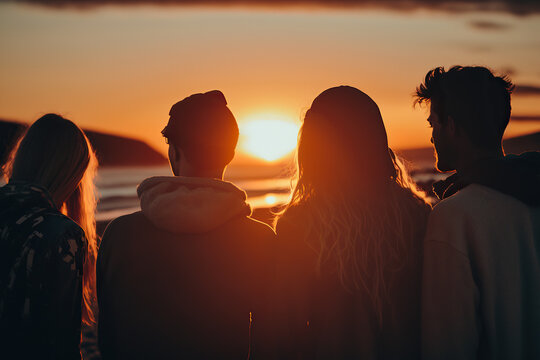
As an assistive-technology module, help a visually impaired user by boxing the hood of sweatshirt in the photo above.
[433,151,540,206]
[137,176,252,234]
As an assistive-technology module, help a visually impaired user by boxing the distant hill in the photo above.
[84,130,167,167]
[2,118,538,173]
[0,121,26,171]
[396,131,540,169]
[0,119,167,171]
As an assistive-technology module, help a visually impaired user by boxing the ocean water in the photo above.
[0,164,443,222]
[96,164,447,222]
[95,165,294,221]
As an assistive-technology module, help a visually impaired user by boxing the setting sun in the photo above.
[239,114,300,162]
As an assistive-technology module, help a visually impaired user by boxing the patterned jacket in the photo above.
[0,182,86,359]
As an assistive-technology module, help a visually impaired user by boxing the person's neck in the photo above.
[177,168,225,180]
[455,147,504,173]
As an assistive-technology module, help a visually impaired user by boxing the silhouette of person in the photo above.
[96,90,276,359]
[415,66,540,359]
[272,86,431,358]
[0,114,98,359]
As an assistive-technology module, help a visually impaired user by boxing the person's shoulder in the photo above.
[99,211,153,264]
[433,183,487,212]
[106,210,148,229]
[275,205,306,233]
[101,211,153,242]
[246,216,276,234]
[427,184,525,255]
[275,206,311,254]
[428,186,480,238]
[37,210,85,241]
[433,184,524,220]
[27,210,87,258]
[230,215,276,242]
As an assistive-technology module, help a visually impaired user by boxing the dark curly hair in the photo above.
[415,66,514,148]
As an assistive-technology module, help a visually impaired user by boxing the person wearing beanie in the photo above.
[96,90,276,359]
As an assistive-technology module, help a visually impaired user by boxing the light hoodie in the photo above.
[137,175,252,234]
[422,152,540,360]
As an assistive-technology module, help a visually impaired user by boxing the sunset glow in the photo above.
[239,114,300,162]
[264,194,278,205]
[0,3,539,159]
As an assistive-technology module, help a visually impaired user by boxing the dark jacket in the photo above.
[432,152,540,206]
[274,188,430,359]
[0,182,86,360]
[97,176,276,359]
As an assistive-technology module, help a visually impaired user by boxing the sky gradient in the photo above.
[1,2,540,162]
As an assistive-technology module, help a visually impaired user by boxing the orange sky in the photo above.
[1,3,540,163]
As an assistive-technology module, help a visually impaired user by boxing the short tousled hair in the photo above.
[415,66,514,148]
[162,90,238,170]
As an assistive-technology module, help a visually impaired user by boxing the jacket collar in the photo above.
[2,181,57,209]
[433,152,540,206]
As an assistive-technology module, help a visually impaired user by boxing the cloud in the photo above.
[15,0,540,15]
[511,115,540,122]
[460,44,493,53]
[469,20,512,30]
[514,84,540,96]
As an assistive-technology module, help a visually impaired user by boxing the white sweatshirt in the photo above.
[422,184,540,360]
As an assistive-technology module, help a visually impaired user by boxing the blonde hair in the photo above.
[5,114,98,325]
[279,87,430,327]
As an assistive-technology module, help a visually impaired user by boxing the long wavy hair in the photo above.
[280,86,430,327]
[4,114,98,325]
